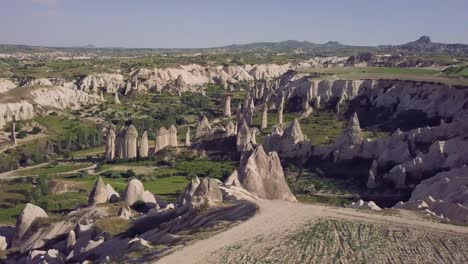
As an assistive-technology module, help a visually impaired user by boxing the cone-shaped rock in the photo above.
[88,176,108,205]
[196,116,212,138]
[139,130,149,158]
[123,179,157,206]
[226,121,236,136]
[238,146,296,201]
[236,119,252,152]
[13,203,48,246]
[191,177,223,208]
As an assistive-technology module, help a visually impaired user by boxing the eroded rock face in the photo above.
[169,125,178,147]
[88,177,108,206]
[185,127,191,146]
[13,203,48,246]
[237,146,296,202]
[78,73,124,93]
[0,78,16,93]
[155,127,169,153]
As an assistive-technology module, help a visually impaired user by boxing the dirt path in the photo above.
[0,162,95,179]
[157,200,468,264]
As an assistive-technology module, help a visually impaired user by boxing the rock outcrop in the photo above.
[139,130,149,158]
[155,127,169,153]
[224,95,231,117]
[13,203,48,246]
[78,73,124,93]
[88,177,108,206]
[105,128,116,161]
[123,179,157,206]
[169,125,178,147]
[261,103,268,129]
[190,178,223,208]
[185,127,191,146]
[236,146,296,201]
[123,125,138,159]
[195,116,212,138]
[0,78,16,93]
[236,120,252,152]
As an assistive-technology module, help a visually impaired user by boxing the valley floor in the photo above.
[157,200,468,264]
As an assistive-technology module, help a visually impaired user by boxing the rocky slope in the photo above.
[0,85,102,130]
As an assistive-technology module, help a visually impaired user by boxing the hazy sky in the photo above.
[1,0,467,48]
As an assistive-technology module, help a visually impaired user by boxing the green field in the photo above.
[15,163,91,176]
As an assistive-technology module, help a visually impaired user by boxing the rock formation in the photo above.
[185,127,191,146]
[105,128,116,161]
[236,119,252,152]
[226,121,236,136]
[123,179,157,206]
[278,94,284,125]
[88,177,108,206]
[78,73,124,93]
[169,125,178,147]
[195,116,212,138]
[251,127,258,145]
[106,184,120,202]
[236,146,296,201]
[190,178,223,208]
[261,103,268,129]
[67,230,76,249]
[123,125,138,159]
[11,121,17,145]
[114,92,121,104]
[13,203,48,246]
[244,97,255,126]
[155,127,169,153]
[0,78,16,93]
[366,160,378,189]
[139,130,149,158]
[236,103,242,123]
[224,95,231,117]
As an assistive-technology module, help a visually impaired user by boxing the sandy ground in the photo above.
[0,162,95,179]
[157,200,468,264]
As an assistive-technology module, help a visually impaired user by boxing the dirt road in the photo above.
[157,200,468,264]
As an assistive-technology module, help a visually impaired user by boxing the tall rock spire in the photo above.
[105,127,116,161]
[114,92,121,104]
[169,125,178,147]
[124,125,138,159]
[236,119,252,152]
[224,95,231,117]
[11,121,17,146]
[139,130,149,158]
[261,103,268,129]
[185,127,191,147]
[278,93,284,125]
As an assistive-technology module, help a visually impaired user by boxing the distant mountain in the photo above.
[390,36,468,54]
[0,36,467,56]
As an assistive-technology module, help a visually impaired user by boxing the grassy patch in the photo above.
[95,217,130,236]
[15,163,90,176]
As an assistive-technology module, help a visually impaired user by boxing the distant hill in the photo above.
[0,36,467,56]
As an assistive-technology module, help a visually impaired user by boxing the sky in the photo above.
[0,0,467,48]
